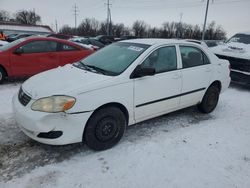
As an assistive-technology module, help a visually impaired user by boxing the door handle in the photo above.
[172,74,181,79]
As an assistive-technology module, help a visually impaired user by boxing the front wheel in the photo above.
[83,107,126,151]
[198,85,220,113]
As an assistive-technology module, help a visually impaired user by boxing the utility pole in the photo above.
[202,0,210,41]
[72,4,79,30]
[106,0,112,36]
[179,12,183,23]
[55,19,58,33]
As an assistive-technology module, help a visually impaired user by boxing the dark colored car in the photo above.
[47,33,75,40]
[7,33,35,42]
[211,32,250,85]
[94,35,115,45]
[0,36,94,83]
[120,35,137,40]
[70,37,105,50]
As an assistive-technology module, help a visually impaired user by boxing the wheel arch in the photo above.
[209,80,222,93]
[83,102,129,135]
[0,64,8,77]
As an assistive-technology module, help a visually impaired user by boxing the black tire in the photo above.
[0,67,6,84]
[198,85,220,113]
[83,107,126,151]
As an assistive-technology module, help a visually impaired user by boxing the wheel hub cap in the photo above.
[95,117,118,142]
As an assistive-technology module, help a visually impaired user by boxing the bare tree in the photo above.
[78,18,100,36]
[58,17,226,40]
[0,10,11,21]
[112,23,125,37]
[132,20,148,37]
[59,25,75,34]
[15,10,41,25]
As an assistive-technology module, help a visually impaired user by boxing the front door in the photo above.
[10,40,59,76]
[133,45,182,122]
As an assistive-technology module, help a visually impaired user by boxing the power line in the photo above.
[113,0,250,9]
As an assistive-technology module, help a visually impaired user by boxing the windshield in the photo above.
[227,34,250,44]
[74,42,150,76]
[0,38,26,51]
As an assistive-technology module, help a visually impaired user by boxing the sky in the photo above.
[1,0,250,37]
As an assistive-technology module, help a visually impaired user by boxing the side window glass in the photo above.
[60,43,78,51]
[180,46,208,68]
[20,41,57,53]
[141,46,177,73]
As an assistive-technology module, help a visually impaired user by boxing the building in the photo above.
[0,21,53,35]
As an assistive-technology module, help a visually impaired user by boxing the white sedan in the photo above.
[12,39,231,150]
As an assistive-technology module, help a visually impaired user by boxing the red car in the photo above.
[0,36,94,83]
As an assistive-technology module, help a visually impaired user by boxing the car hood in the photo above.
[211,42,250,59]
[22,64,112,99]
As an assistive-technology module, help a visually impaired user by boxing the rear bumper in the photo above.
[231,69,250,84]
[12,93,92,145]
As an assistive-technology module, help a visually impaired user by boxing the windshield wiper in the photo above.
[84,65,111,75]
[79,62,116,76]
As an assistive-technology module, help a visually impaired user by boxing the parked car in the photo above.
[94,35,114,45]
[6,33,19,39]
[13,39,230,150]
[69,37,105,50]
[184,39,208,47]
[47,33,75,40]
[0,40,8,47]
[0,36,94,83]
[211,32,250,85]
[120,35,137,41]
[7,33,35,42]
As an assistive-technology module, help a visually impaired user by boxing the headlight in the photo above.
[31,96,76,113]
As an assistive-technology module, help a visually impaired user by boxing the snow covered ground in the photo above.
[0,82,250,188]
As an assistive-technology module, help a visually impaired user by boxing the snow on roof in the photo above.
[0,24,53,33]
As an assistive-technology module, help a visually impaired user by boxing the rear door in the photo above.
[10,40,59,76]
[178,45,212,107]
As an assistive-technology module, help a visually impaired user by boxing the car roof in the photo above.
[21,36,88,49]
[119,38,201,46]
[235,31,250,35]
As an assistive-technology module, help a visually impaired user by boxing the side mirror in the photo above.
[13,47,24,55]
[130,65,155,79]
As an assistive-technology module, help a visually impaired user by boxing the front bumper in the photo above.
[230,69,250,84]
[12,93,92,145]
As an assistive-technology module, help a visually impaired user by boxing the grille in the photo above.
[18,88,31,106]
[216,54,250,73]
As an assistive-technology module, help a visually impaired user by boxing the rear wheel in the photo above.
[83,107,126,151]
[0,67,6,84]
[198,85,220,113]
